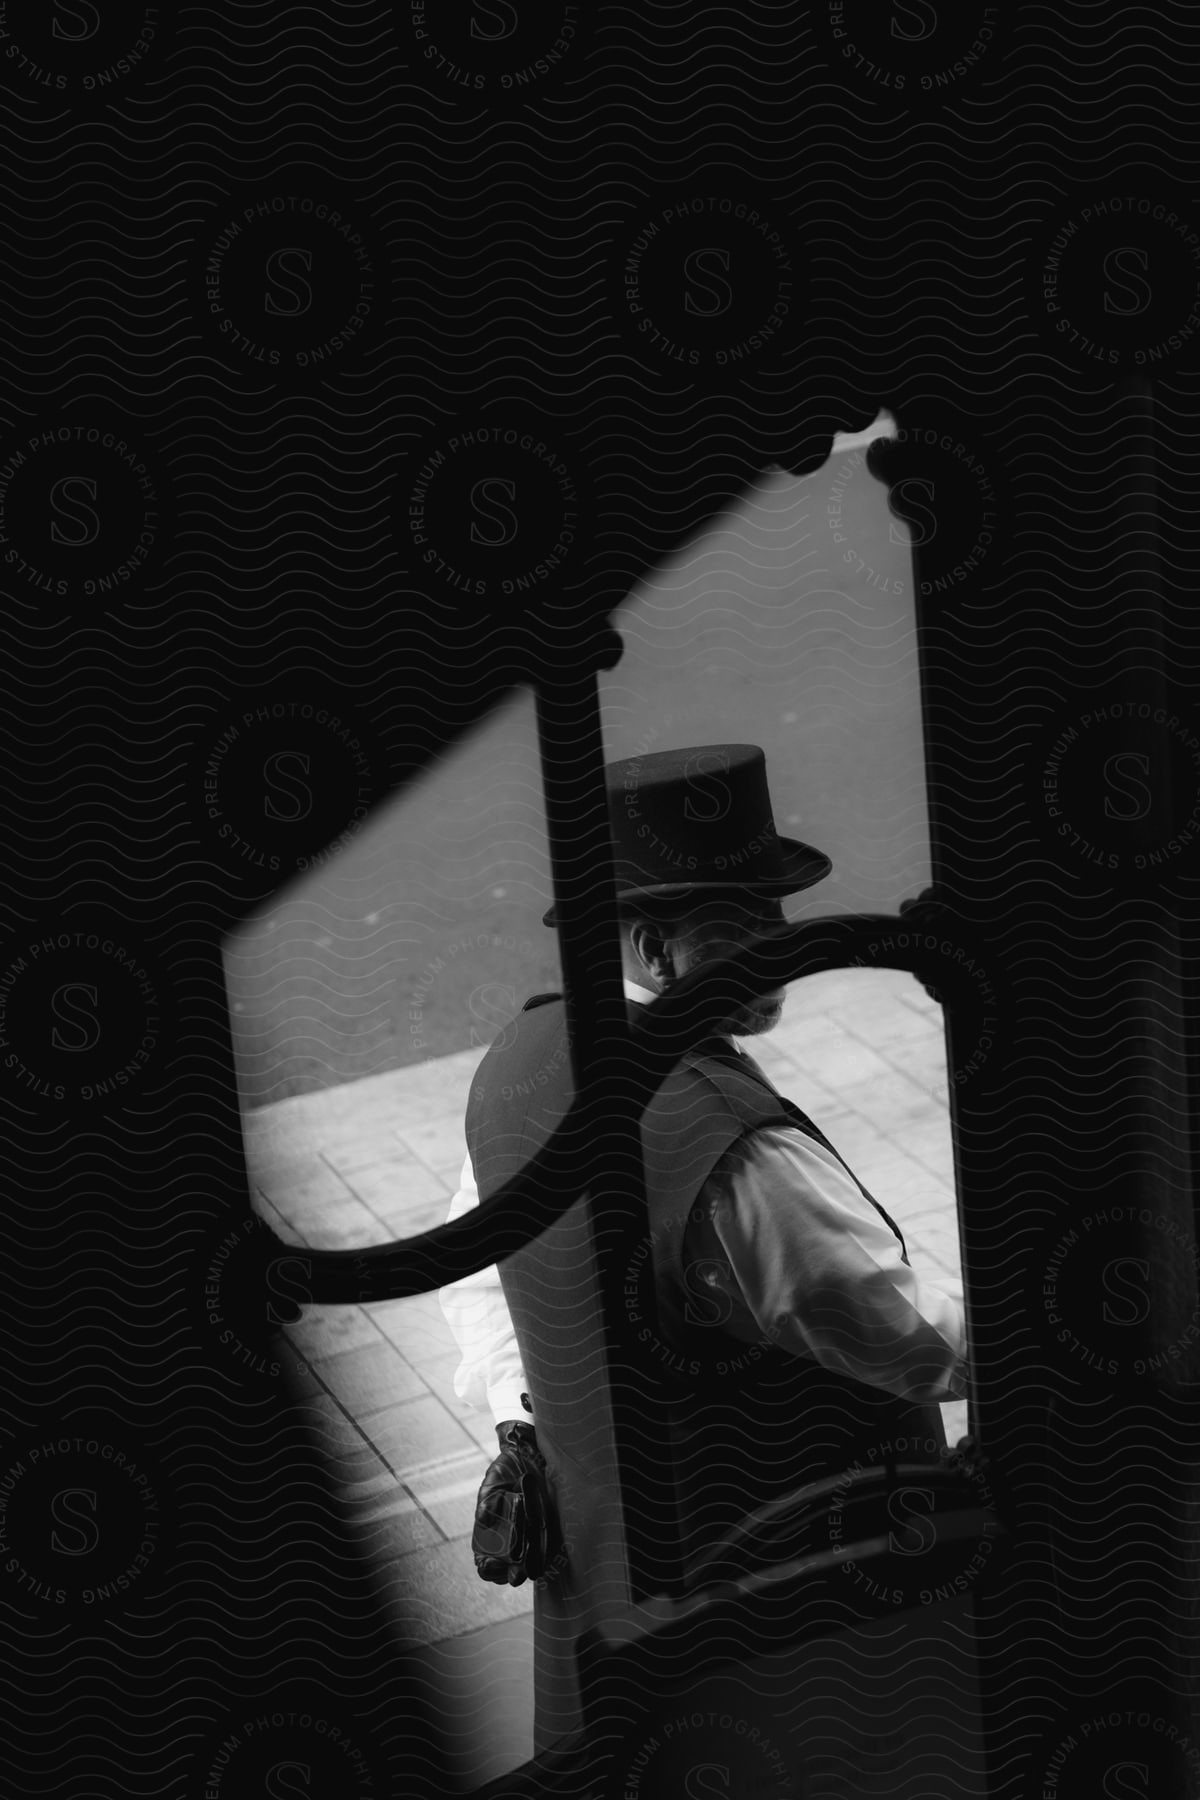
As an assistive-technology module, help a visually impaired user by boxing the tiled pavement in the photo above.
[246,968,970,1792]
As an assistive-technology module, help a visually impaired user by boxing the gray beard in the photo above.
[646,951,785,1038]
[728,999,783,1038]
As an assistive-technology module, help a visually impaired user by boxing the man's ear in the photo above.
[629,918,673,985]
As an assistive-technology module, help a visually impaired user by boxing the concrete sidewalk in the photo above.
[246,967,969,1793]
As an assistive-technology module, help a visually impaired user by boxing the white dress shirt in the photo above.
[438,980,968,1426]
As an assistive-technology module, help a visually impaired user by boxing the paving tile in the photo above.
[417,1350,482,1416]
[249,1187,309,1245]
[321,1132,429,1175]
[742,1036,804,1084]
[793,968,914,1014]
[356,1393,479,1476]
[340,1464,405,1510]
[405,1447,492,1541]
[895,1209,964,1252]
[432,1162,472,1193]
[342,1158,451,1218]
[254,1060,446,1136]
[244,1117,328,1166]
[835,1068,944,1139]
[348,1480,446,1556]
[369,1293,460,1366]
[245,1180,300,1227]
[285,1302,384,1361]
[811,1034,900,1091]
[394,1113,471,1174]
[368,1195,462,1241]
[902,1187,960,1229]
[760,1071,840,1125]
[883,1033,949,1094]
[380,1062,483,1132]
[283,1192,393,1249]
[775,1020,899,1094]
[898,1222,959,1268]
[420,1355,503,1452]
[313,1337,431,1413]
[848,1146,935,1209]
[251,1158,358,1211]
[870,998,945,1050]
[814,1115,894,1177]
[905,1216,965,1278]
[773,1007,838,1060]
[291,1392,391,1486]
[904,1116,957,1184]
[377,1535,535,1645]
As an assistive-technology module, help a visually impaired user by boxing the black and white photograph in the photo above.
[3,5,1200,1795]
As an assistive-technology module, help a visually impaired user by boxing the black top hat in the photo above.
[541,744,831,927]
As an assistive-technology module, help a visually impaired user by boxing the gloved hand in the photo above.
[472,1419,562,1586]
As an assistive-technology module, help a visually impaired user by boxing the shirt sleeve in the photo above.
[437,1149,531,1428]
[695,1124,969,1404]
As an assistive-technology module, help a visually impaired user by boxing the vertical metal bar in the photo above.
[907,465,1048,1800]
[906,381,1200,1796]
[533,667,682,1601]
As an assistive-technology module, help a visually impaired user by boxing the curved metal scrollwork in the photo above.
[264,906,972,1304]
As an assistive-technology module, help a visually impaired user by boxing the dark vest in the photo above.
[464,993,947,1750]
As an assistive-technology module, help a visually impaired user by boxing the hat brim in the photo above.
[540,836,832,928]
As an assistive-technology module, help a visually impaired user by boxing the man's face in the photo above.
[631,892,788,1038]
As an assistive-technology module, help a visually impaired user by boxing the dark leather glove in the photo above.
[472,1419,562,1587]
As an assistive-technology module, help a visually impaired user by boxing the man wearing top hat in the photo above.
[439,743,968,1753]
